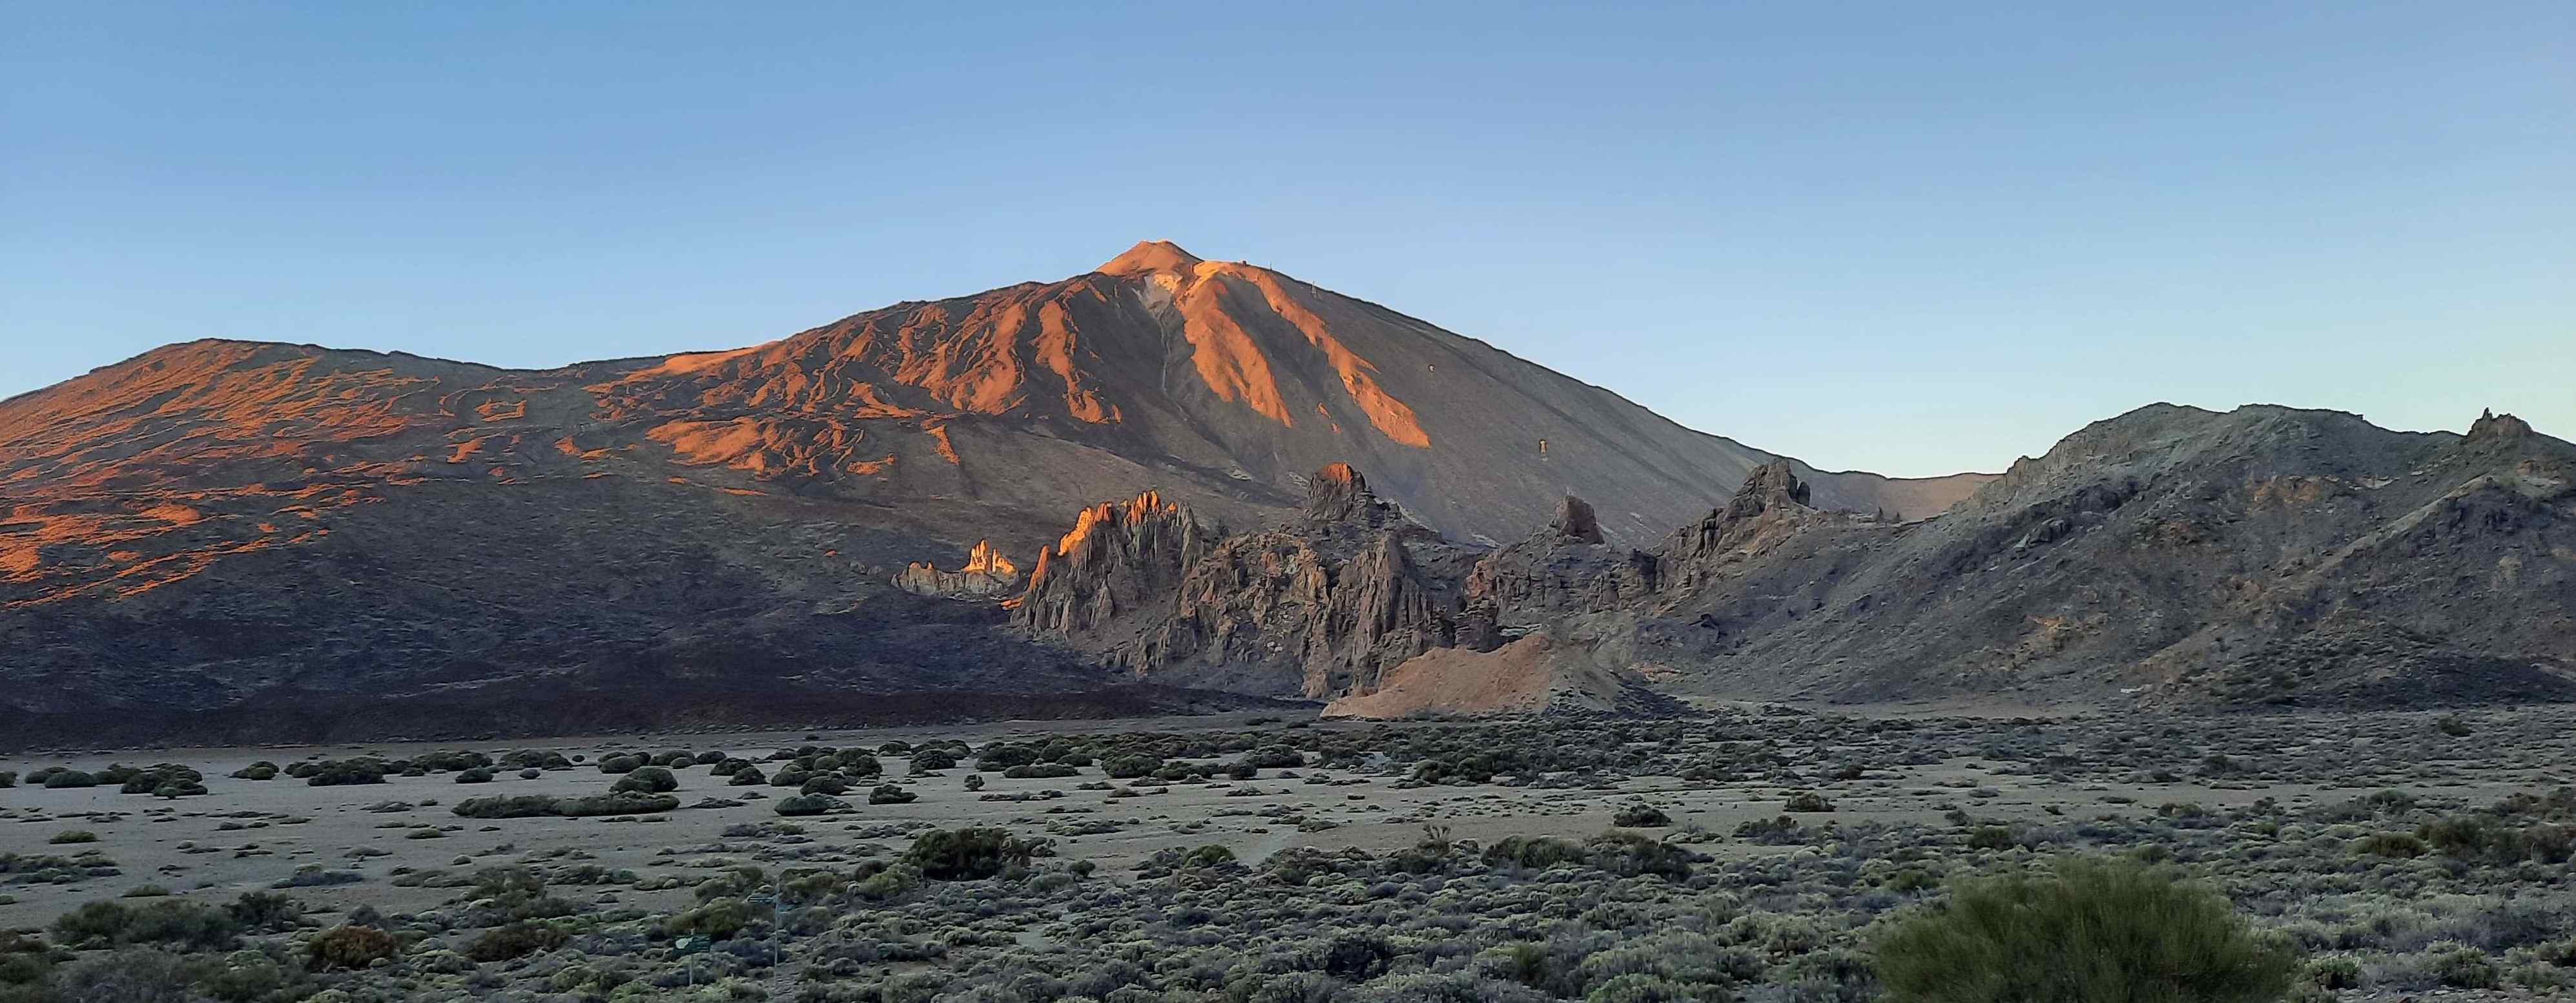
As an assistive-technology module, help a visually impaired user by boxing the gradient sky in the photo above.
[5,3,2569,477]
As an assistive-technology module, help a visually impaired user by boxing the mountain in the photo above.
[0,242,1988,746]
[1013,405,2576,716]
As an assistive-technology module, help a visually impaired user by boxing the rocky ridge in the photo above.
[1008,407,2576,716]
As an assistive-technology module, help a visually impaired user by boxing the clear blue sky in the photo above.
[5,3,2568,477]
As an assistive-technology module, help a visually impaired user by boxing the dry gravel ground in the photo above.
[1,704,2571,1000]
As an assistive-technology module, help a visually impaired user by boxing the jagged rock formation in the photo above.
[1013,464,1478,698]
[893,540,1022,599]
[1009,492,1215,637]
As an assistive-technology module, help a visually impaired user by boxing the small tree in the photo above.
[1873,856,2293,1003]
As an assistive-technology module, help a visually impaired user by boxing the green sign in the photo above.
[674,935,712,955]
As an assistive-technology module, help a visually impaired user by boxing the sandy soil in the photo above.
[3,710,2552,935]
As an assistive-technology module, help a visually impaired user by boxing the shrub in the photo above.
[595,754,645,774]
[870,783,919,805]
[42,770,98,789]
[668,898,755,940]
[1783,792,1835,812]
[227,891,302,933]
[1613,804,1673,827]
[799,774,850,796]
[306,924,397,971]
[451,795,560,819]
[555,792,679,817]
[1587,831,1696,879]
[117,765,206,797]
[1484,836,1586,870]
[727,766,767,786]
[54,898,242,950]
[904,827,1051,880]
[776,794,845,816]
[976,744,1040,770]
[48,830,99,845]
[612,766,678,794]
[1100,754,1161,779]
[1873,857,2293,1003]
[455,767,494,783]
[1002,763,1079,780]
[303,760,385,787]
[465,922,568,962]
[2427,942,2500,988]
[2354,831,2429,858]
[0,771,14,788]
[909,749,958,773]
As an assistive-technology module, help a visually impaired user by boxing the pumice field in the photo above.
[3,706,2570,1002]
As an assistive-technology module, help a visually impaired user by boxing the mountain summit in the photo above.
[1095,239,1205,276]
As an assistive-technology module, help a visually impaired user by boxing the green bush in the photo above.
[668,898,755,940]
[595,754,645,774]
[903,827,1051,880]
[775,794,845,816]
[909,749,958,773]
[1613,804,1673,827]
[1002,763,1079,780]
[302,760,386,787]
[1485,836,1586,870]
[612,766,678,794]
[1873,857,2293,1003]
[554,792,679,817]
[226,891,302,933]
[798,774,849,796]
[976,744,1039,770]
[52,898,242,950]
[869,783,918,805]
[727,766,766,785]
[41,770,97,789]
[455,767,494,783]
[305,924,397,971]
[47,831,98,845]
[1782,792,1834,812]
[116,765,205,797]
[465,921,568,962]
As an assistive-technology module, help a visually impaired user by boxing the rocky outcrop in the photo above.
[1008,492,1215,637]
[893,540,1022,599]
[1551,495,1605,544]
[1458,495,1658,647]
[1655,459,1827,594]
[1015,464,1477,698]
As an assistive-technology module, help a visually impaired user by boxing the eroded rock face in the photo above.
[893,540,1022,599]
[1014,464,1476,698]
[1459,494,1658,647]
[1008,492,1214,637]
[1655,459,1826,594]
